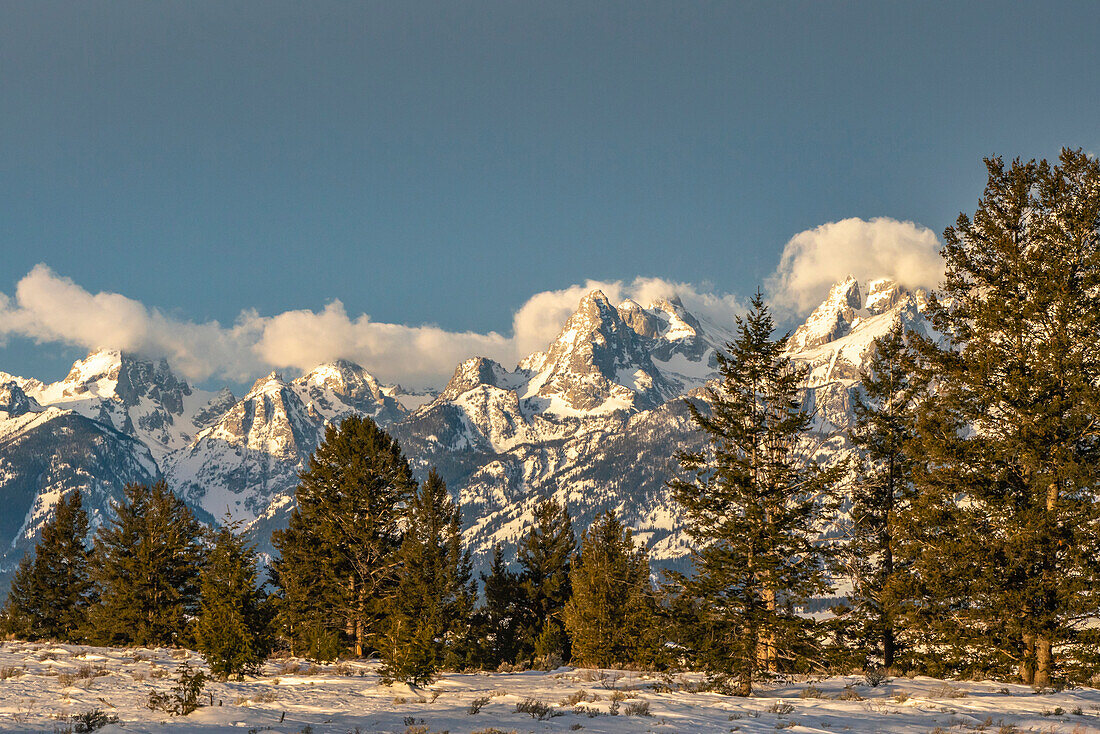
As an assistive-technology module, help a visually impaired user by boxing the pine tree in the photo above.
[474,543,523,669]
[844,324,926,670]
[195,518,272,680]
[87,481,203,647]
[669,291,842,695]
[914,150,1100,686]
[272,415,415,659]
[1,491,91,641]
[515,497,576,665]
[563,510,658,668]
[379,469,475,685]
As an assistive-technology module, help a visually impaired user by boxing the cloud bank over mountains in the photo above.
[767,217,944,314]
[0,217,944,386]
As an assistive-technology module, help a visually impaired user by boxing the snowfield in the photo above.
[1,643,1099,733]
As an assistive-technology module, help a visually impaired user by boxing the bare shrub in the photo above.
[561,690,596,706]
[468,695,491,714]
[836,686,864,701]
[766,702,794,715]
[799,685,822,699]
[623,700,651,716]
[0,666,24,680]
[931,683,967,699]
[77,665,109,679]
[515,697,553,720]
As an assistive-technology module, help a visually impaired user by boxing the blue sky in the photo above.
[1,1,1098,388]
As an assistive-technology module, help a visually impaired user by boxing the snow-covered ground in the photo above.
[1,642,1099,733]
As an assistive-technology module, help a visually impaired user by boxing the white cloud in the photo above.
[766,217,944,315]
[0,266,747,387]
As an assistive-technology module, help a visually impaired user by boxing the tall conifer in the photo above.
[475,544,523,669]
[272,415,415,658]
[515,497,575,664]
[844,324,926,670]
[563,510,657,668]
[669,291,842,695]
[196,518,272,680]
[1,491,91,641]
[915,150,1100,685]
[88,481,203,647]
[379,469,475,684]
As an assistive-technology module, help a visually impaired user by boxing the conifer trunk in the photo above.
[1021,632,1036,685]
[761,585,777,672]
[1035,634,1053,688]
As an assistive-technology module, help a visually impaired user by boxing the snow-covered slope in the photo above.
[21,349,224,460]
[4,640,1096,734]
[0,381,160,578]
[0,276,933,581]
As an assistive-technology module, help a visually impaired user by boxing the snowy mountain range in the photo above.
[0,277,933,583]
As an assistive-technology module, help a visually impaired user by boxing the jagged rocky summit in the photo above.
[0,277,932,584]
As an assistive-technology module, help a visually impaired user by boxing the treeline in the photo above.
[0,418,658,683]
[3,149,1100,694]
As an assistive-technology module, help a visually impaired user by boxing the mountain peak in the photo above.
[46,349,192,410]
[248,371,286,396]
[789,276,864,351]
[298,360,382,396]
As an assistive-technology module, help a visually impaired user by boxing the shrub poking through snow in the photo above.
[515,697,553,719]
[623,699,651,716]
[70,709,119,732]
[561,689,596,706]
[468,695,491,714]
[146,662,206,715]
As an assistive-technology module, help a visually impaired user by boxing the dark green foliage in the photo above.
[563,510,658,668]
[911,149,1100,686]
[1,491,91,641]
[668,291,842,695]
[272,415,415,658]
[87,481,203,647]
[70,708,119,732]
[146,662,207,716]
[379,469,475,684]
[473,543,524,669]
[195,518,272,680]
[844,324,926,670]
[515,497,576,664]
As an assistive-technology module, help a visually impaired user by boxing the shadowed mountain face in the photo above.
[0,277,933,584]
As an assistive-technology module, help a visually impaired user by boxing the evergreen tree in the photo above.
[379,469,475,684]
[913,150,1100,686]
[844,324,926,670]
[515,497,576,664]
[1,491,91,641]
[563,510,658,668]
[272,415,415,658]
[669,291,842,695]
[474,543,523,669]
[195,518,272,680]
[87,481,203,647]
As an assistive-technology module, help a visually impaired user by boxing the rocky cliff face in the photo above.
[0,276,933,583]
